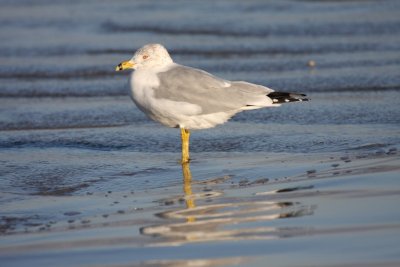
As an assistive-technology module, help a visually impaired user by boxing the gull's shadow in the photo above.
[140,163,316,245]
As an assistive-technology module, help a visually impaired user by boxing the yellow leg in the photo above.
[180,128,190,164]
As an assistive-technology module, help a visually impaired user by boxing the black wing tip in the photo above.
[268,92,309,104]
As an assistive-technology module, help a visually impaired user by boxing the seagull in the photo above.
[116,44,308,164]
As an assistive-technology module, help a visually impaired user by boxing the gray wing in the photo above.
[154,65,274,114]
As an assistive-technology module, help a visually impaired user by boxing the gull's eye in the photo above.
[142,55,149,60]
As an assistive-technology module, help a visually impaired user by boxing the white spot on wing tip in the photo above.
[284,99,290,102]
[272,99,278,103]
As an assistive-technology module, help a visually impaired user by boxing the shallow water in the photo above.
[1,0,400,266]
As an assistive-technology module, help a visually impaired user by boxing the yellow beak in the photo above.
[115,60,135,71]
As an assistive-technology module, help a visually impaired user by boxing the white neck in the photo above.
[137,61,176,73]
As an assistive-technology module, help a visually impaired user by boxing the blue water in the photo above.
[1,0,400,266]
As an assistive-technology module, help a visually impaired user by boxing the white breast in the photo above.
[129,65,202,128]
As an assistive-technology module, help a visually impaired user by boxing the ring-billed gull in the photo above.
[116,43,308,163]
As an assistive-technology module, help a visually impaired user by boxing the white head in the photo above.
[116,43,173,71]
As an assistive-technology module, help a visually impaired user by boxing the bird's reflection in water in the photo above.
[141,163,316,245]
[182,162,196,223]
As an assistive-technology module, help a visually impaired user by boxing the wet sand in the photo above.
[1,149,400,267]
[1,0,400,266]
